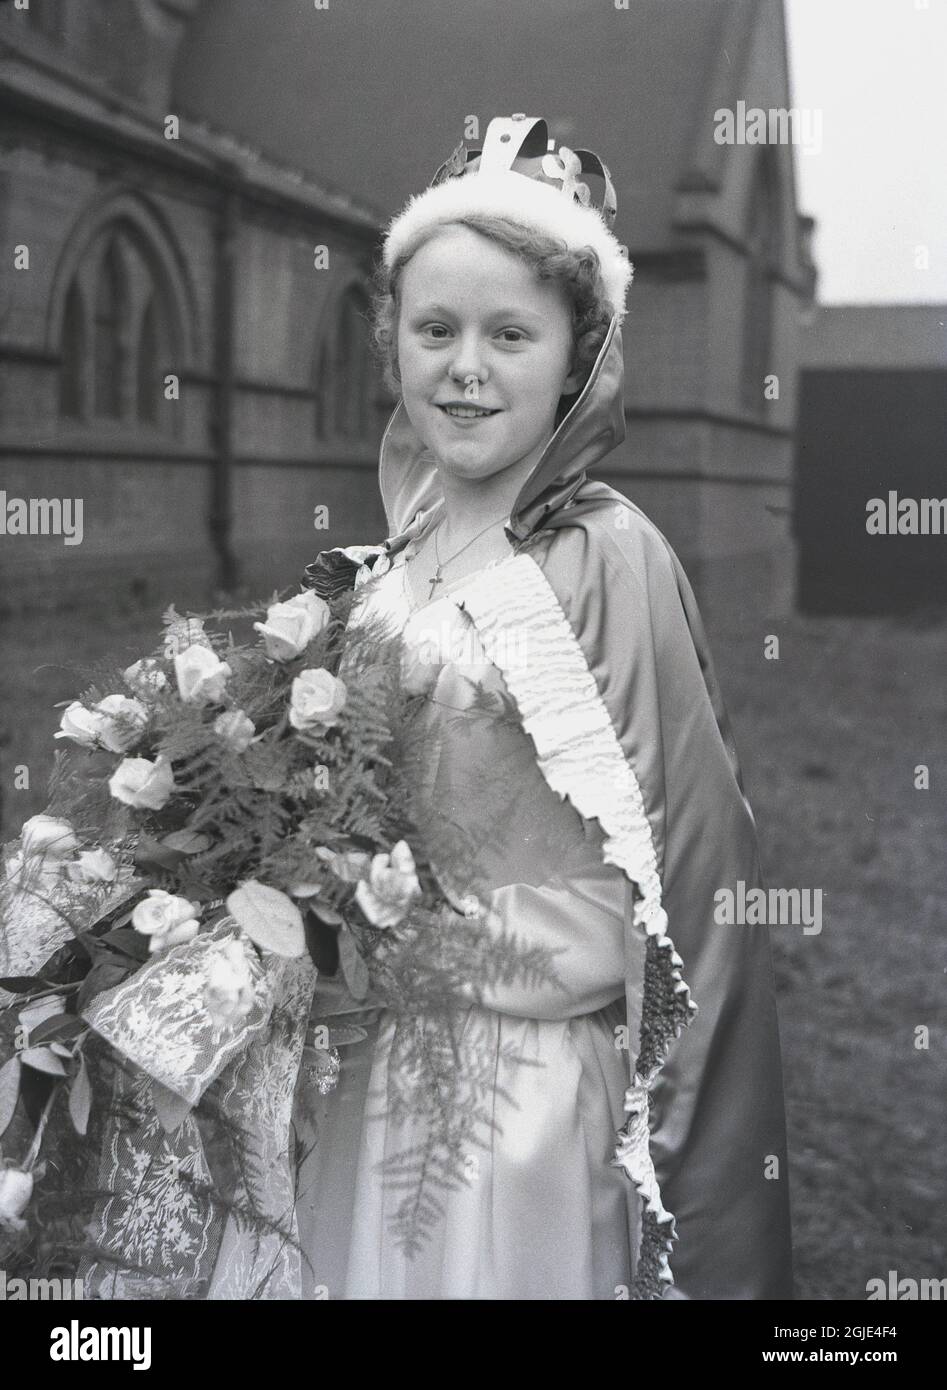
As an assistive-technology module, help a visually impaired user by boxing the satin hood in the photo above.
[378,314,627,542]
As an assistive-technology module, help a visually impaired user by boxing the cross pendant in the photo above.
[427,565,443,600]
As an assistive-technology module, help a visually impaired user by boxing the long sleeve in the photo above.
[455,859,629,1021]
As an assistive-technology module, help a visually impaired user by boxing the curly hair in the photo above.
[370,213,614,398]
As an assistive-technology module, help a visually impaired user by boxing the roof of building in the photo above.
[0,45,381,232]
[172,0,773,253]
[800,305,947,370]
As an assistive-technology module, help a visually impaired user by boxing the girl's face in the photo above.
[396,225,582,489]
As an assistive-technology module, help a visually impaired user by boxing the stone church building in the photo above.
[1,0,814,621]
[0,0,388,611]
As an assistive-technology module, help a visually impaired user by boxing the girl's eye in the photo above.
[421,324,451,340]
[498,329,526,344]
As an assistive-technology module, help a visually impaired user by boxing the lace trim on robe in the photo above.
[452,551,697,1299]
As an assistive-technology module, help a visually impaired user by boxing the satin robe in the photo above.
[294,550,644,1298]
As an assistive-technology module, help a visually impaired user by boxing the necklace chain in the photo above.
[419,513,508,599]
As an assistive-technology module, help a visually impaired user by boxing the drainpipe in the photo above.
[210,172,239,593]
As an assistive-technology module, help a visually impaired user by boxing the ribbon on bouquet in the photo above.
[76,919,317,1299]
[0,839,143,1002]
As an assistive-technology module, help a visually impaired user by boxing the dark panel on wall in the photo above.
[795,369,947,614]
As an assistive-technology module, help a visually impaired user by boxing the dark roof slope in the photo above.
[173,0,764,251]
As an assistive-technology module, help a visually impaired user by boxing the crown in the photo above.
[431,114,619,227]
[382,114,633,322]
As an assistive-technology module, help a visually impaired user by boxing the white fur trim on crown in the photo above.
[382,170,634,322]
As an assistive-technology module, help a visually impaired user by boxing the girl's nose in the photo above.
[447,334,489,392]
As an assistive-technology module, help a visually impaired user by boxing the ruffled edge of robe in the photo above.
[453,550,698,1298]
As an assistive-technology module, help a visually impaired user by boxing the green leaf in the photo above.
[0,1055,22,1137]
[76,959,134,1013]
[161,830,212,855]
[338,929,369,1002]
[226,880,306,958]
[97,925,151,963]
[134,835,186,874]
[173,873,217,903]
[83,880,145,932]
[102,905,136,932]
[308,901,344,927]
[68,1053,92,1136]
[26,1014,87,1047]
[20,1046,68,1076]
[328,1023,369,1047]
[0,975,47,994]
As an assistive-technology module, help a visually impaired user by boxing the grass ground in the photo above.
[2,594,944,1300]
[711,608,946,1301]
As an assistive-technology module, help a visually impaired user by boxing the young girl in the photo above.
[293,115,794,1300]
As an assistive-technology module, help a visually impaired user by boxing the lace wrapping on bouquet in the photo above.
[205,955,317,1298]
[78,920,316,1298]
[82,921,272,1104]
[453,552,696,1299]
[78,1062,221,1299]
[0,840,141,1003]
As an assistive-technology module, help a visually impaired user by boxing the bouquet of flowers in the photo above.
[0,571,557,1297]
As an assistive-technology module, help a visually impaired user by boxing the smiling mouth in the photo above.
[437,404,501,420]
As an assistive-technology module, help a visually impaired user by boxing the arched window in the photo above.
[59,280,84,418]
[314,336,333,444]
[58,219,178,429]
[94,239,125,419]
[742,151,781,413]
[137,296,158,422]
[314,283,380,443]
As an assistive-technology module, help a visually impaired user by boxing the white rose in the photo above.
[0,1168,34,1232]
[64,848,117,884]
[354,839,422,929]
[19,815,78,888]
[108,754,175,810]
[55,695,149,753]
[213,709,256,752]
[54,701,104,749]
[132,888,201,954]
[174,645,232,706]
[21,814,78,861]
[253,590,330,662]
[203,939,256,1027]
[124,659,168,695]
[92,695,148,752]
[288,669,347,733]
